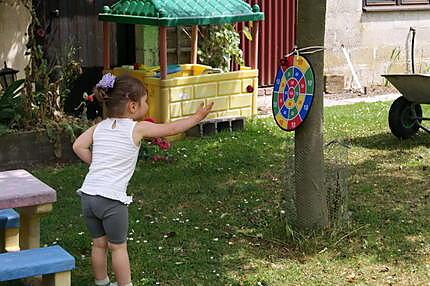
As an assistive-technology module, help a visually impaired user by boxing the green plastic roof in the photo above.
[99,0,264,27]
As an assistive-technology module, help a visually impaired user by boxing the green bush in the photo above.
[0,79,25,128]
[198,24,244,72]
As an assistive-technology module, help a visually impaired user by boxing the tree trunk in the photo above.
[294,0,328,229]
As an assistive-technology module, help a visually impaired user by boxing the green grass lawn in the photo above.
[17,101,430,285]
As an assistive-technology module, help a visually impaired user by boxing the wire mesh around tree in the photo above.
[283,140,296,233]
[324,140,350,228]
[283,139,350,231]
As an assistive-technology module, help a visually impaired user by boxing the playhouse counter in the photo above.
[110,65,259,125]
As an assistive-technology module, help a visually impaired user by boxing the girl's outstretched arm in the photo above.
[134,102,213,141]
[73,125,96,164]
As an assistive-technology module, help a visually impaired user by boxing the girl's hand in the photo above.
[194,102,214,122]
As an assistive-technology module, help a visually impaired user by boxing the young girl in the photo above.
[73,73,213,286]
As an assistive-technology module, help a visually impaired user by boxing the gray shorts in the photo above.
[80,193,128,244]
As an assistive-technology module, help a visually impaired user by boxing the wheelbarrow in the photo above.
[382,74,430,139]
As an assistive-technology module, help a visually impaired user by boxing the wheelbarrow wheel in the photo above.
[388,96,422,139]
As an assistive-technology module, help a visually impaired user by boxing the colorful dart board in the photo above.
[272,55,315,131]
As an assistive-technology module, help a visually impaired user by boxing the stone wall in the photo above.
[0,0,31,80]
[325,0,430,89]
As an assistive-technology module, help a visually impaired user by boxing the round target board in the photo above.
[272,55,315,131]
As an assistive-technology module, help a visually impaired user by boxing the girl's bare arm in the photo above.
[72,125,96,164]
[134,102,213,141]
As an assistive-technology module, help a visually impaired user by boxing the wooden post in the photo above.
[19,204,52,249]
[191,26,198,64]
[43,271,71,286]
[103,22,111,70]
[4,228,20,252]
[251,22,259,69]
[159,26,168,80]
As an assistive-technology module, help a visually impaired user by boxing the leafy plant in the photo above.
[1,0,89,158]
[0,79,25,127]
[384,47,401,87]
[19,0,82,128]
[198,24,245,72]
[55,41,83,108]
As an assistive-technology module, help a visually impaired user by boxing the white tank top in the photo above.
[78,118,140,204]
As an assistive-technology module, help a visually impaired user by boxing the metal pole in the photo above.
[410,27,416,74]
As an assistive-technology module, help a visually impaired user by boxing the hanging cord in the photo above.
[284,45,325,58]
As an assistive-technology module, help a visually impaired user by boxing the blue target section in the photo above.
[280,106,289,118]
[293,67,303,81]
[283,89,289,101]
[273,68,284,91]
[299,95,314,120]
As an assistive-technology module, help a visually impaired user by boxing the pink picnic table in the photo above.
[0,169,56,250]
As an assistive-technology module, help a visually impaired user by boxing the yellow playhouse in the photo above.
[98,0,264,132]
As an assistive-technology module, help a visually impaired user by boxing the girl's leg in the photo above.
[108,241,131,286]
[92,236,109,281]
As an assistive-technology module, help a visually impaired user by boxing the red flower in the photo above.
[86,95,94,102]
[150,138,171,151]
[152,155,161,161]
[151,155,169,162]
[158,140,171,150]
[36,28,46,38]
[151,137,170,150]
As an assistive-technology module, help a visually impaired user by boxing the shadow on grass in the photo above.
[22,127,429,285]
[349,131,430,150]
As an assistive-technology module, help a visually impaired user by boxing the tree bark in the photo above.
[294,0,328,229]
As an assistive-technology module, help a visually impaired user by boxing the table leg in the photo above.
[18,203,52,250]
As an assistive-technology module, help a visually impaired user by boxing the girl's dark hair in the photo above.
[94,74,147,118]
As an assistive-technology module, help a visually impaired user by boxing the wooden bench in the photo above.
[0,208,20,252]
[0,245,75,285]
